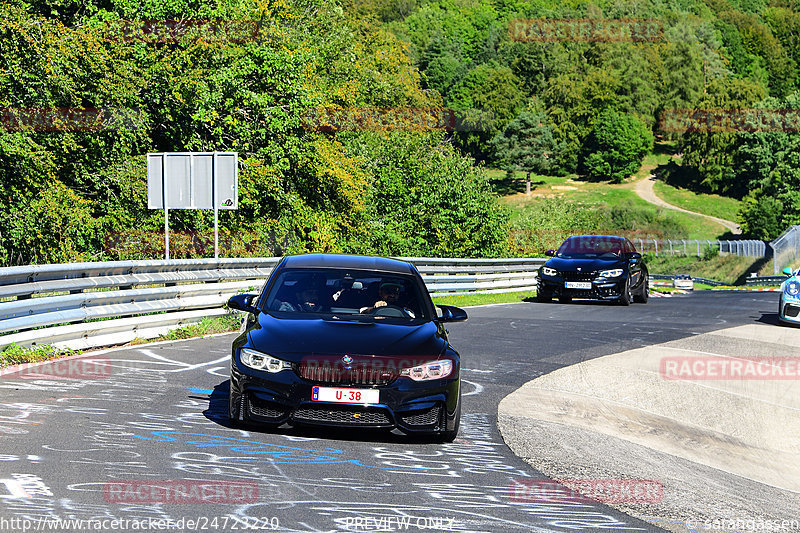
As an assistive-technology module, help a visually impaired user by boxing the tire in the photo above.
[618,278,632,306]
[229,390,247,428]
[558,294,572,304]
[633,275,649,303]
[536,289,552,303]
[439,395,461,443]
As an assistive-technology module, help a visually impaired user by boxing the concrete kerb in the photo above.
[497,321,800,532]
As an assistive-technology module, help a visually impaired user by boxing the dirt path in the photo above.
[634,175,741,235]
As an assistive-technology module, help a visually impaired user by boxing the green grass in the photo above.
[499,176,729,241]
[645,254,770,286]
[653,181,741,222]
[0,343,81,369]
[130,314,242,344]
[433,291,536,307]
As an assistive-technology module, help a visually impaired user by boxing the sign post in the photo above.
[147,152,238,260]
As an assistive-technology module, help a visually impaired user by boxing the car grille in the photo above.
[247,396,287,419]
[399,405,441,427]
[297,360,396,386]
[562,271,597,281]
[293,405,392,426]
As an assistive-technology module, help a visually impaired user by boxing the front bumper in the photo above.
[230,357,460,434]
[538,274,628,300]
[779,296,800,324]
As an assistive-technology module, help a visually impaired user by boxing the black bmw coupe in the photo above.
[226,254,467,441]
[537,235,649,305]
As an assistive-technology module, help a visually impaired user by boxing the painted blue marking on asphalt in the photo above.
[189,388,214,394]
[132,431,428,471]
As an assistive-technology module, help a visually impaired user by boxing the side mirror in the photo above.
[630,252,642,261]
[545,249,555,257]
[783,267,793,277]
[228,293,259,314]
[436,305,468,323]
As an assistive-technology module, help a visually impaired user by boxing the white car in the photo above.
[672,274,694,290]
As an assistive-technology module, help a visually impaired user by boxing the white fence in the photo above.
[0,257,544,350]
[635,239,767,257]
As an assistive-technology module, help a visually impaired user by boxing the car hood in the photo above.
[247,313,446,361]
[545,257,626,272]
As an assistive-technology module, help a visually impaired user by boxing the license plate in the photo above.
[565,281,592,289]
[312,386,379,404]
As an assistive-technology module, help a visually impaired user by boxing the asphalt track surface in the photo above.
[0,291,778,533]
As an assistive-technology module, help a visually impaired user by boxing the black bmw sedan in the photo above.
[226,254,467,441]
[537,235,649,305]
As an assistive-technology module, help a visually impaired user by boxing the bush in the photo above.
[580,110,653,183]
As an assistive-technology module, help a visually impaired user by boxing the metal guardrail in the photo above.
[0,257,545,351]
[745,276,786,286]
[648,274,728,286]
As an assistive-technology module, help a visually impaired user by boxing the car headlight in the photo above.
[599,269,624,278]
[787,281,800,296]
[400,360,453,381]
[240,348,292,372]
[542,266,558,276]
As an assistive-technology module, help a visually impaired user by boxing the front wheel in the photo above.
[536,289,552,303]
[633,276,649,303]
[618,279,632,306]
[438,395,461,443]
[229,389,246,428]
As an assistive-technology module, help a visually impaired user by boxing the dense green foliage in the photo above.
[0,0,509,264]
[2,0,800,261]
[369,0,799,240]
[580,110,653,183]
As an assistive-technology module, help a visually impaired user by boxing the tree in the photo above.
[579,110,653,183]
[490,111,563,193]
[678,77,766,195]
[733,91,800,238]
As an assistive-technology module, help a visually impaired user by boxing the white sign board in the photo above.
[146,152,239,259]
[147,152,237,209]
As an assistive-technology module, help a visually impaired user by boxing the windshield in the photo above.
[556,236,626,258]
[262,268,430,321]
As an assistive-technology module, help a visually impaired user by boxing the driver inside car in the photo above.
[277,280,325,312]
[360,281,415,317]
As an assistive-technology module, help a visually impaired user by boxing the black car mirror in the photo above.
[545,249,555,257]
[630,252,642,260]
[436,305,468,323]
[228,293,259,314]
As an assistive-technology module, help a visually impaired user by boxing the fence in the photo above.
[771,226,800,275]
[0,257,544,351]
[634,239,767,258]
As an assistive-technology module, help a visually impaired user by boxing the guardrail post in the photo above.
[668,240,673,255]
[682,240,686,255]
[654,240,658,257]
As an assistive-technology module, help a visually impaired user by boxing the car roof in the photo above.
[567,234,625,240]
[280,254,416,275]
